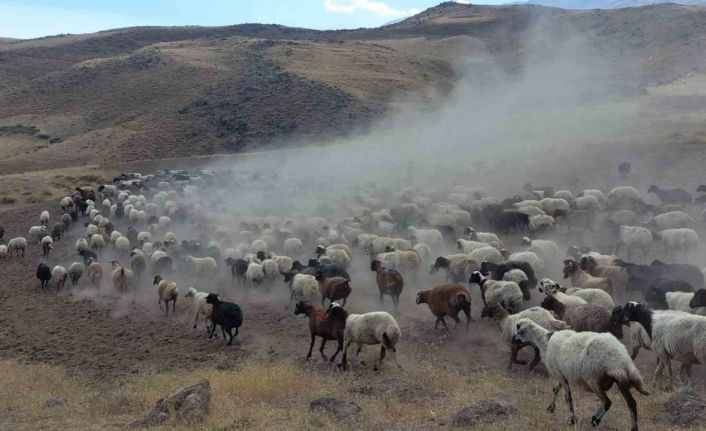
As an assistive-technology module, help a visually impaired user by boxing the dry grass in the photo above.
[1,356,702,431]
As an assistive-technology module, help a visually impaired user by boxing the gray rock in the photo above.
[127,411,169,428]
[176,392,209,422]
[309,397,361,420]
[154,379,211,417]
[665,385,706,425]
[452,400,515,427]
[44,396,67,408]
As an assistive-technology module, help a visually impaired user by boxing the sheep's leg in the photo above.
[547,382,561,413]
[373,345,386,371]
[330,336,343,363]
[509,345,525,368]
[226,328,233,345]
[172,298,176,314]
[306,334,316,360]
[561,380,577,426]
[389,345,401,369]
[339,340,351,370]
[652,354,666,386]
[439,316,451,333]
[208,322,217,339]
[318,338,328,361]
[158,299,163,311]
[379,291,384,306]
[618,385,639,431]
[590,387,612,428]
[463,306,471,332]
[193,311,200,329]
[528,345,542,371]
[165,300,169,317]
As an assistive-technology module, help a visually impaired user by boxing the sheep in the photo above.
[260,258,280,285]
[28,225,48,244]
[225,257,248,285]
[110,260,135,292]
[469,271,523,313]
[457,239,488,254]
[480,260,537,298]
[283,237,304,256]
[658,228,699,255]
[89,233,106,252]
[7,237,26,257]
[512,319,648,431]
[538,278,589,308]
[60,196,74,213]
[39,210,50,226]
[563,287,615,310]
[184,255,218,275]
[540,197,570,215]
[137,231,152,245]
[608,224,651,260]
[528,214,555,232]
[619,302,706,385]
[648,185,692,206]
[481,301,568,370]
[0,245,7,258]
[644,277,693,309]
[505,250,544,273]
[554,189,573,201]
[294,301,345,362]
[245,261,265,290]
[429,255,478,283]
[579,255,628,299]
[464,228,503,247]
[415,284,471,332]
[573,195,600,211]
[129,249,146,279]
[115,236,131,254]
[406,227,442,250]
[184,287,213,331]
[36,263,52,289]
[607,186,644,210]
[153,275,179,317]
[51,222,65,241]
[370,260,404,309]
[327,303,401,371]
[562,260,613,295]
[85,224,99,237]
[87,258,103,285]
[662,291,706,315]
[521,237,559,261]
[40,235,53,257]
[374,249,421,273]
[541,296,623,338]
[205,294,243,345]
[68,262,84,286]
[320,276,352,307]
[650,210,693,230]
[315,246,351,269]
[284,272,320,306]
[52,265,68,289]
[469,246,504,265]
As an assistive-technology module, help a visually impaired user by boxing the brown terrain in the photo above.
[2,2,706,431]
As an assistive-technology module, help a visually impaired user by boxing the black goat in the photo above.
[205,294,243,345]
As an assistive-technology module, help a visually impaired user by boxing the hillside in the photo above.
[1,2,706,170]
[524,0,706,9]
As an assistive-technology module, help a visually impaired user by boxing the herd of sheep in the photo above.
[5,167,706,431]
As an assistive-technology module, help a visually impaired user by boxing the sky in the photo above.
[0,0,509,39]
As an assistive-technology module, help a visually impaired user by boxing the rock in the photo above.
[309,397,361,420]
[44,396,67,408]
[664,385,706,425]
[128,379,211,427]
[452,400,515,427]
[176,393,208,422]
[127,411,169,428]
[351,378,439,403]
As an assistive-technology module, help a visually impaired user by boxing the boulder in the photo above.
[309,397,361,420]
[452,400,515,427]
[128,379,211,427]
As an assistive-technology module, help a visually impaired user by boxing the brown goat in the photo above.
[415,284,471,332]
[320,276,352,307]
[371,260,404,309]
[562,259,613,296]
[294,301,345,362]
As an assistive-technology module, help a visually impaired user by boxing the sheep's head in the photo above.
[384,245,396,252]
[282,272,295,283]
[326,302,348,320]
[521,237,532,246]
[205,293,220,305]
[538,278,560,294]
[469,271,485,285]
[578,255,597,272]
[647,185,659,194]
[622,301,647,324]
[562,260,579,278]
[415,291,428,305]
[294,300,310,316]
[370,260,383,272]
[111,260,122,270]
[689,289,706,309]
[609,306,625,339]
[184,287,196,298]
[467,230,479,241]
[153,275,163,285]
[512,319,540,345]
[315,246,326,256]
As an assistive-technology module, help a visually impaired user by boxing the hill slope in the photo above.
[1,2,706,170]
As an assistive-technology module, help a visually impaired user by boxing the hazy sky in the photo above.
[0,0,509,39]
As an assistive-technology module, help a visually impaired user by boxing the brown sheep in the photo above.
[51,222,66,241]
[371,260,403,309]
[320,276,352,307]
[87,258,103,285]
[541,295,623,339]
[294,300,345,362]
[127,226,139,247]
[153,275,179,317]
[415,284,471,332]
[579,255,628,299]
[562,259,613,296]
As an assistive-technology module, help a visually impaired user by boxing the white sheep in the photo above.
[472,272,523,313]
[554,190,573,201]
[60,196,74,212]
[652,211,693,230]
[7,237,26,257]
[412,243,431,264]
[39,210,50,226]
[111,260,135,292]
[665,291,706,315]
[513,199,542,209]
[573,195,600,211]
[52,265,69,289]
[89,233,105,251]
[502,268,528,285]
[288,273,320,305]
[616,226,653,259]
[154,275,179,317]
[376,249,421,273]
[85,224,99,237]
[185,286,212,331]
[330,303,401,371]
[607,186,643,209]
[115,236,131,254]
[28,225,48,244]
[538,278,588,308]
[110,230,122,244]
[539,197,570,216]
[75,238,89,254]
[184,256,218,275]
[508,250,544,273]
[407,227,443,250]
[521,237,559,261]
[564,287,615,311]
[512,319,648,431]
[517,205,546,216]
[250,239,268,252]
[469,246,504,265]
[659,228,699,255]
[0,245,7,258]
[40,235,54,257]
[318,247,352,268]
[137,231,152,245]
[457,239,488,254]
[68,262,84,286]
[283,238,304,256]
[580,189,606,205]
[246,261,265,289]
[529,214,555,232]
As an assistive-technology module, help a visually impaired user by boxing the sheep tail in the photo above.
[607,367,649,396]
[456,292,470,307]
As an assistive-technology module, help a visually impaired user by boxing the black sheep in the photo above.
[205,294,243,345]
[36,263,52,289]
[307,260,351,281]
[79,249,98,266]
[225,257,249,284]
[481,260,537,294]
[644,277,693,309]
[648,185,692,206]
